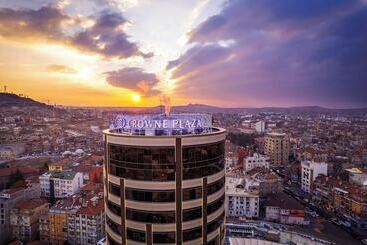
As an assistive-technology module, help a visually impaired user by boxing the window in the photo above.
[183,207,202,222]
[182,142,225,180]
[107,201,121,216]
[126,209,175,223]
[207,195,225,215]
[109,182,121,197]
[153,232,175,243]
[106,216,121,235]
[125,188,175,202]
[207,212,224,234]
[109,144,176,181]
[183,226,202,241]
[183,187,202,201]
[127,228,146,242]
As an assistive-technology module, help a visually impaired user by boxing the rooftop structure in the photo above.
[110,113,213,136]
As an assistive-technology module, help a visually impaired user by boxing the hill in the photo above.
[0,93,49,107]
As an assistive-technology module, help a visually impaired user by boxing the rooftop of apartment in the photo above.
[50,183,104,215]
[42,170,78,180]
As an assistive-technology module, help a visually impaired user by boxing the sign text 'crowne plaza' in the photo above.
[110,113,212,135]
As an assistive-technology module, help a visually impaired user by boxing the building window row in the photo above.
[182,142,225,163]
[109,145,175,164]
[107,200,121,216]
[126,209,175,223]
[207,212,225,235]
[106,216,122,235]
[126,228,146,242]
[183,160,224,180]
[125,228,203,243]
[109,164,175,181]
[108,176,224,201]
[207,194,225,215]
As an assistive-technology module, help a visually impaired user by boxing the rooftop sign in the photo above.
[110,113,212,135]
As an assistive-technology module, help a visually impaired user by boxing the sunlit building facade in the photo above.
[103,114,226,244]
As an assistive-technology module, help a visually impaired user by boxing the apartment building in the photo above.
[264,192,308,225]
[243,153,270,172]
[39,171,83,199]
[46,183,105,244]
[225,176,259,219]
[0,182,40,244]
[264,133,290,166]
[10,199,49,242]
[301,160,327,193]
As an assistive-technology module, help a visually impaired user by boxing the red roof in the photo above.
[0,166,39,177]
[15,199,47,210]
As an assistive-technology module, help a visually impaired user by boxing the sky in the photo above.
[0,0,366,108]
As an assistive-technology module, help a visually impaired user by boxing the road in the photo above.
[282,186,364,245]
[292,216,363,245]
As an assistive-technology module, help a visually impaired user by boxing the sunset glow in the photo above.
[0,0,366,108]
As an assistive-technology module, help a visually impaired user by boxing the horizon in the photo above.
[2,91,367,110]
[0,1,366,108]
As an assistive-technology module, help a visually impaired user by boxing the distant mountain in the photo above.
[91,103,367,115]
[0,93,49,107]
[3,93,365,114]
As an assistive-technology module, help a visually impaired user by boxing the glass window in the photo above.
[106,216,121,235]
[153,232,175,243]
[183,226,202,241]
[109,182,120,197]
[207,194,225,215]
[183,207,202,222]
[207,212,224,234]
[107,201,121,216]
[207,177,225,196]
[126,209,175,223]
[125,188,175,202]
[182,141,225,180]
[109,144,176,181]
[127,228,146,242]
[183,187,202,201]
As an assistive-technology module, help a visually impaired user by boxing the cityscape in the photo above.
[1,1,367,245]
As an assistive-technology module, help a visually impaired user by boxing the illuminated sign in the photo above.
[110,113,212,135]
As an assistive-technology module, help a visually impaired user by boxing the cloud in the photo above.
[0,5,151,59]
[167,0,367,108]
[46,64,77,73]
[105,67,160,96]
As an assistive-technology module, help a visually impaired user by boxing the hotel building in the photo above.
[103,114,226,244]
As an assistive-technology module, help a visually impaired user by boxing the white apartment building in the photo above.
[255,121,265,133]
[226,156,238,168]
[225,176,259,219]
[40,171,83,198]
[243,153,270,172]
[301,160,328,193]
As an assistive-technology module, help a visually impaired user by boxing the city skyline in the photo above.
[0,0,367,108]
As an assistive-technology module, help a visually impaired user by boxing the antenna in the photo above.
[162,96,171,116]
[159,97,163,114]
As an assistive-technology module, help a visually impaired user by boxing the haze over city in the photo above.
[0,0,366,108]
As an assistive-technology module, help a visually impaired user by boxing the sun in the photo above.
[131,93,141,103]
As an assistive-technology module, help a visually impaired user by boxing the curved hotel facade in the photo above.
[103,114,226,245]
